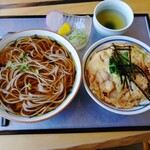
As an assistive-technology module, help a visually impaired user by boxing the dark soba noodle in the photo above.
[0,35,76,117]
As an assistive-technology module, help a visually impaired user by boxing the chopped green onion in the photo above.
[68,30,86,46]
[135,49,146,58]
[26,82,32,90]
[6,61,16,70]
[109,62,118,74]
[19,62,30,72]
[33,69,39,75]
[19,52,26,60]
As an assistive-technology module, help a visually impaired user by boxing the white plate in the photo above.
[83,36,150,115]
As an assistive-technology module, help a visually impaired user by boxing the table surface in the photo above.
[0,0,150,150]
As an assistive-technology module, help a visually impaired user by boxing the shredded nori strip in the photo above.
[109,43,150,102]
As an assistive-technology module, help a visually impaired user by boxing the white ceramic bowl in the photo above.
[0,29,82,122]
[93,0,134,36]
[83,36,150,115]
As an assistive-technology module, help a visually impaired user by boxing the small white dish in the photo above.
[46,10,92,50]
[83,36,150,115]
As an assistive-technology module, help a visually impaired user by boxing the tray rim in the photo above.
[0,13,150,135]
[0,13,149,18]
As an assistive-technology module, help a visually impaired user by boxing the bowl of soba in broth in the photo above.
[0,29,81,122]
[83,36,150,115]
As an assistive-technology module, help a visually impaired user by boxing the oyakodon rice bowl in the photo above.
[0,30,81,122]
[83,36,150,115]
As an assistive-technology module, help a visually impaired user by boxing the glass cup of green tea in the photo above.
[93,0,134,36]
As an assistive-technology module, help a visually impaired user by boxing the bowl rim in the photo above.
[0,29,82,122]
[83,35,150,115]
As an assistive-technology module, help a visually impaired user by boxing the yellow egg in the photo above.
[58,23,71,36]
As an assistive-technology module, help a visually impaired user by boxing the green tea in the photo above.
[96,9,127,30]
